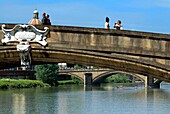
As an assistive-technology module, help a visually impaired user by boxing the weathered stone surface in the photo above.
[1,24,170,82]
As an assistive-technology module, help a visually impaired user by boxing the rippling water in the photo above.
[0,83,170,114]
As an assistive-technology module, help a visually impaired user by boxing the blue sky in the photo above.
[0,0,170,33]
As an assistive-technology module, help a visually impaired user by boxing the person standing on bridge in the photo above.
[46,14,51,25]
[114,20,123,30]
[105,17,110,29]
[42,13,47,25]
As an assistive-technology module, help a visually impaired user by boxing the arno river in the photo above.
[0,83,170,114]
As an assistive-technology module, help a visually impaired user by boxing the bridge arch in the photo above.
[0,48,170,83]
[32,48,170,82]
[57,72,84,82]
[93,71,145,84]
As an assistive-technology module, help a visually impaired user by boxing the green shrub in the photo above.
[0,79,49,89]
[104,74,131,83]
[35,64,59,86]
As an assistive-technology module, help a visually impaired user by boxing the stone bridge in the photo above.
[1,24,170,87]
[58,69,149,87]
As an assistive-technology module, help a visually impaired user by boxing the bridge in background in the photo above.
[1,24,170,88]
[58,69,149,86]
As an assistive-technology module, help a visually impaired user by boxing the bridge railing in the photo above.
[58,67,111,72]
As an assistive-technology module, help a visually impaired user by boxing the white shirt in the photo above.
[105,22,110,29]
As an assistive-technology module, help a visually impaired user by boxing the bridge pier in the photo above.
[146,77,154,88]
[146,77,161,88]
[153,80,162,88]
[84,73,92,86]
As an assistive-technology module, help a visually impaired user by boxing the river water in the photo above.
[0,83,170,114]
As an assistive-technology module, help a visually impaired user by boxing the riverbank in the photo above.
[0,79,50,89]
[0,79,83,89]
[0,79,143,89]
[58,80,83,85]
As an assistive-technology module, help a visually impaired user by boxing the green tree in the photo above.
[73,64,83,69]
[35,64,59,86]
[104,74,131,83]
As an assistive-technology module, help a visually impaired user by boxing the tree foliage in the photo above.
[35,64,59,86]
[73,64,83,69]
[104,74,131,83]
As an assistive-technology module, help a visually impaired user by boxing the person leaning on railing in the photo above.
[114,20,123,30]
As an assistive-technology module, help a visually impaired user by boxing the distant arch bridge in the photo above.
[58,69,148,86]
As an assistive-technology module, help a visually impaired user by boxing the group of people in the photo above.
[42,13,51,25]
[105,17,123,30]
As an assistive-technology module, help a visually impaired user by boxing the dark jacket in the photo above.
[42,17,47,25]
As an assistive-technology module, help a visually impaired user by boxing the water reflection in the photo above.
[0,84,170,114]
[12,94,25,114]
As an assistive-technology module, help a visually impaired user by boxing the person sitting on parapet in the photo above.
[105,17,110,29]
[42,13,47,25]
[114,20,123,30]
